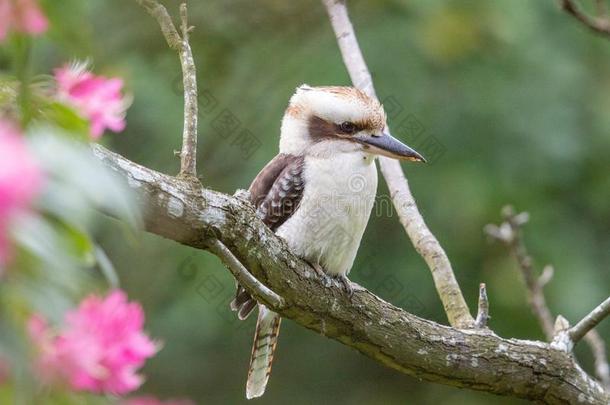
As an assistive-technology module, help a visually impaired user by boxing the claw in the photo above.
[307,261,327,279]
[336,275,354,298]
[305,262,354,297]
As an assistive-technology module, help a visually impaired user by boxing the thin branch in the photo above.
[475,283,490,328]
[539,265,554,288]
[485,208,554,337]
[486,205,610,388]
[570,297,610,344]
[560,0,610,36]
[177,3,198,178]
[321,0,474,329]
[209,239,285,310]
[135,0,198,178]
[504,208,555,336]
[134,0,181,49]
[93,144,609,403]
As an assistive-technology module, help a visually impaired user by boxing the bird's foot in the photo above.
[306,262,354,298]
[334,274,354,298]
[307,261,328,280]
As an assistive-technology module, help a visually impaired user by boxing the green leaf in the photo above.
[39,102,90,141]
[94,245,120,289]
[0,385,15,405]
[28,129,142,230]
[55,221,96,267]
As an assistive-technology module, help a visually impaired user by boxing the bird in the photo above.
[230,84,425,399]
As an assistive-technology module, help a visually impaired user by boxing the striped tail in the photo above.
[246,305,282,399]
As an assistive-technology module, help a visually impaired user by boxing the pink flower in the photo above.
[54,63,129,139]
[0,119,42,267]
[121,396,195,405]
[28,290,159,395]
[0,0,49,42]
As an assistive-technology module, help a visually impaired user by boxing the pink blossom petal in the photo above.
[29,289,158,395]
[0,1,11,41]
[0,0,48,42]
[27,313,49,341]
[16,0,48,35]
[54,64,129,138]
[0,119,43,266]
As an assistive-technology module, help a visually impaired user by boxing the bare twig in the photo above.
[134,0,181,48]
[560,0,610,36]
[539,265,554,288]
[177,3,198,178]
[135,0,198,178]
[496,206,555,338]
[475,283,490,328]
[570,297,610,344]
[321,0,474,329]
[209,239,285,310]
[554,315,571,335]
[486,205,610,388]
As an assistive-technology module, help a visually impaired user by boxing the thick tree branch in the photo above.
[560,0,610,36]
[486,206,610,389]
[92,144,608,404]
[321,0,474,329]
[135,0,198,178]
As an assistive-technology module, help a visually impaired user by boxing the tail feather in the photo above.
[231,285,252,310]
[246,305,281,399]
[238,299,257,321]
[231,285,257,320]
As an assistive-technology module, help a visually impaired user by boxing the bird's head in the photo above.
[279,84,425,162]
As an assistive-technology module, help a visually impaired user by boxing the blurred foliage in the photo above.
[0,130,140,404]
[1,0,610,404]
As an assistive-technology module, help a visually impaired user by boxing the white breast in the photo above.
[276,152,378,276]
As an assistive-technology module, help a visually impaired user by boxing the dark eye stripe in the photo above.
[308,115,365,141]
[336,121,361,135]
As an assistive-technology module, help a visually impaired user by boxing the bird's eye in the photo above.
[339,121,357,134]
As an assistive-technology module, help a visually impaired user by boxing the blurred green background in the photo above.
[24,0,610,403]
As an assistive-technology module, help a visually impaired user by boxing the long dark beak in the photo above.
[354,132,426,162]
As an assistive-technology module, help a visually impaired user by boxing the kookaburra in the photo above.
[230,85,424,399]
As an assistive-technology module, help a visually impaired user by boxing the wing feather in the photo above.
[249,153,305,230]
[230,153,305,320]
[255,155,305,231]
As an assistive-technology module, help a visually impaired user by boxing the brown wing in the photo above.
[248,154,294,207]
[252,154,305,231]
[231,153,305,320]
